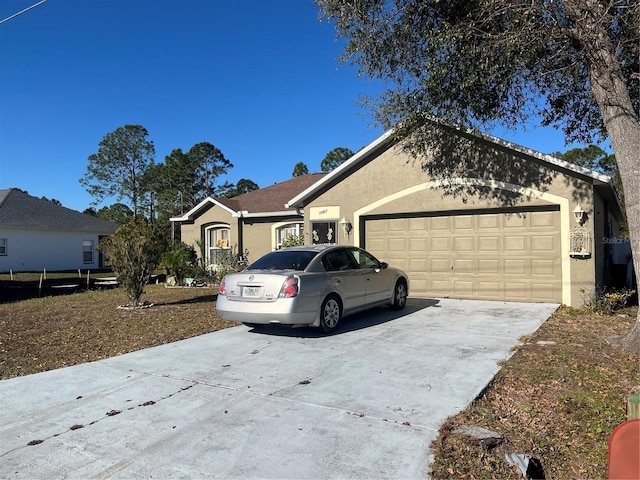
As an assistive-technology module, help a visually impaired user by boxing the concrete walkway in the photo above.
[0,298,558,479]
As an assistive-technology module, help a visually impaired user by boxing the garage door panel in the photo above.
[409,218,428,230]
[532,283,556,302]
[429,279,450,295]
[504,282,528,300]
[478,282,500,298]
[479,237,499,251]
[532,259,556,276]
[478,259,499,274]
[531,211,555,227]
[478,215,499,228]
[504,215,526,228]
[431,259,450,273]
[454,280,474,296]
[504,259,527,275]
[365,210,561,303]
[531,235,556,251]
[504,236,526,252]
[454,215,474,230]
[454,237,474,252]
[454,259,474,273]
[388,238,406,252]
[409,237,428,252]
[430,217,451,230]
[431,237,450,251]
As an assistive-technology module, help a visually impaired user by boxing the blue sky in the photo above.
[1,0,581,213]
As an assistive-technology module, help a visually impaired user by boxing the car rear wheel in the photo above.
[320,295,342,334]
[391,279,408,310]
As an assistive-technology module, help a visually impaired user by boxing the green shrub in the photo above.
[210,245,249,284]
[583,287,636,315]
[161,244,197,284]
[281,234,305,247]
[98,220,164,307]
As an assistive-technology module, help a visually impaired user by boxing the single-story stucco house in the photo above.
[174,128,628,307]
[171,173,327,266]
[0,188,118,272]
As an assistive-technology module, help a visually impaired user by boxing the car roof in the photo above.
[277,245,345,254]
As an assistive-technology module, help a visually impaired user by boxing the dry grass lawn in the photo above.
[0,284,238,379]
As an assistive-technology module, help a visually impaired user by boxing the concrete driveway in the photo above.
[0,298,558,479]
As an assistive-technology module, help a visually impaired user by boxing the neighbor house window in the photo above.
[83,240,94,263]
[206,225,230,265]
[277,223,303,248]
[311,221,337,244]
[0,238,7,255]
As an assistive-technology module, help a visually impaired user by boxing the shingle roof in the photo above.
[217,173,327,214]
[0,188,119,233]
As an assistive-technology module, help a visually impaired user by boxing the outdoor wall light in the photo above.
[570,204,592,257]
[339,217,353,235]
[573,204,586,225]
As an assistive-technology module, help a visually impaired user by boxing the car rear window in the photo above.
[247,250,318,271]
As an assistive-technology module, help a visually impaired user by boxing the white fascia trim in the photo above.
[461,127,613,184]
[285,129,396,208]
[233,210,301,218]
[169,197,236,222]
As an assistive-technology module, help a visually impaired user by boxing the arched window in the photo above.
[205,225,230,266]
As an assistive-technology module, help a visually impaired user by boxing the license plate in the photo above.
[242,286,260,298]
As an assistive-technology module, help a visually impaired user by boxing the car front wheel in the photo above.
[320,295,342,334]
[391,279,408,310]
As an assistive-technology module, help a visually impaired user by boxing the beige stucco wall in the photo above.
[179,205,236,262]
[302,141,611,307]
[179,208,304,265]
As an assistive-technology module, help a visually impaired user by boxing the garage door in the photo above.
[365,210,562,303]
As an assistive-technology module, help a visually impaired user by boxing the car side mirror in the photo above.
[380,262,388,269]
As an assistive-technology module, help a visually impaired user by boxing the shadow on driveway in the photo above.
[246,297,441,337]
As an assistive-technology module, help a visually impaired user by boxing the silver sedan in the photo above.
[216,245,409,333]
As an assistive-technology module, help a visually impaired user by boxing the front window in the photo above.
[83,240,94,263]
[311,221,337,245]
[207,225,230,265]
[0,238,6,255]
[277,223,303,248]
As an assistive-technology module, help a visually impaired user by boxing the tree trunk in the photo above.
[568,0,640,352]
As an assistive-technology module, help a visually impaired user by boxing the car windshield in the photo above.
[247,250,318,271]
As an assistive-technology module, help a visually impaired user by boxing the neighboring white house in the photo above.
[0,189,118,272]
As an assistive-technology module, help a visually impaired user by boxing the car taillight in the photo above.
[218,277,226,295]
[279,275,299,298]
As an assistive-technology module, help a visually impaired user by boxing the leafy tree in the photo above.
[292,162,309,177]
[320,147,354,172]
[553,146,617,176]
[555,146,626,232]
[98,220,164,307]
[80,124,155,220]
[149,148,200,217]
[187,142,233,198]
[95,203,134,225]
[318,0,640,351]
[221,179,260,198]
[41,196,61,205]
